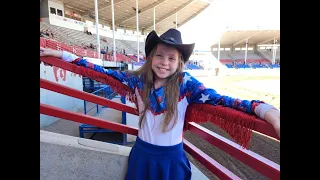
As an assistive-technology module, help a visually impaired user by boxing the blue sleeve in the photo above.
[182,72,263,115]
[73,58,139,90]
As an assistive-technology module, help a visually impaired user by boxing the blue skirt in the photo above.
[125,137,192,180]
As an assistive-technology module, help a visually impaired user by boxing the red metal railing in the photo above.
[40,57,280,180]
[188,122,279,179]
[183,140,241,180]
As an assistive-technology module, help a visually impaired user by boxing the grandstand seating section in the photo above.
[217,51,280,69]
[40,37,135,62]
[41,21,279,69]
[185,64,201,70]
[41,21,145,62]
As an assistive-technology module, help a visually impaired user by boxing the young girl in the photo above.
[40,28,280,180]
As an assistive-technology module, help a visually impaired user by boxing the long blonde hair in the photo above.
[130,44,185,132]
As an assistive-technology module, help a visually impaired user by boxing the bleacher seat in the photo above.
[235,64,251,69]
[270,64,280,68]
[225,64,234,68]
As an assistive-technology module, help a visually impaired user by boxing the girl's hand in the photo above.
[264,109,280,138]
[40,47,63,66]
[40,47,63,58]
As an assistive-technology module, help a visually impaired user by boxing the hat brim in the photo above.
[145,30,195,63]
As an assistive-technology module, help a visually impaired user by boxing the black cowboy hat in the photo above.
[145,29,195,63]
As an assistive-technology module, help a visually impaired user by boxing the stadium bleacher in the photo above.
[41,21,146,62]
[185,64,201,70]
[210,30,280,70]
[41,21,280,71]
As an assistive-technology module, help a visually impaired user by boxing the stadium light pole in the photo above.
[111,0,116,62]
[94,0,101,59]
[136,0,139,63]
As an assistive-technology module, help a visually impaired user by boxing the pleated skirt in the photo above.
[125,137,192,180]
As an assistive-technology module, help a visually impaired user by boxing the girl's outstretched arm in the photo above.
[182,72,280,137]
[40,48,139,91]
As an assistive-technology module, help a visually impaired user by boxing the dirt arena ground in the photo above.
[184,74,280,180]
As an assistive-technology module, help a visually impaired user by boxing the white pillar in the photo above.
[153,7,156,31]
[111,0,116,62]
[175,13,178,29]
[274,40,277,64]
[272,39,276,64]
[136,0,139,62]
[193,49,195,61]
[217,39,220,62]
[244,39,248,64]
[94,0,101,59]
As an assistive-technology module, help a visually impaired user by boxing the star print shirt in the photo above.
[61,51,277,146]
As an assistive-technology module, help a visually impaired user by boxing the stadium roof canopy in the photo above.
[59,0,211,35]
[211,30,280,47]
